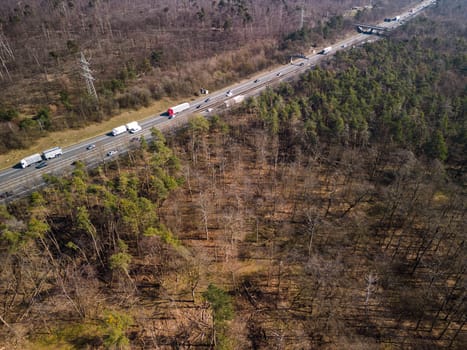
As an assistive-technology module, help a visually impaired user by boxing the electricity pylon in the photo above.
[79,51,98,100]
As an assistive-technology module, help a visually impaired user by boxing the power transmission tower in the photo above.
[79,51,98,100]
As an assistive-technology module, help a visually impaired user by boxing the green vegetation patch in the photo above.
[33,322,104,350]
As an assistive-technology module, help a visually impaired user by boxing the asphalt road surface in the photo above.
[0,0,437,202]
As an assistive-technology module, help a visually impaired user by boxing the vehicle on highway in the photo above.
[254,79,260,83]
[168,102,190,119]
[224,95,245,108]
[0,191,13,199]
[299,62,305,66]
[206,108,214,112]
[196,104,201,109]
[106,150,118,157]
[35,161,48,169]
[20,153,43,168]
[126,121,142,133]
[86,144,96,150]
[205,97,210,102]
[276,72,282,76]
[320,46,332,55]
[42,146,63,159]
[112,125,127,136]
[226,90,233,97]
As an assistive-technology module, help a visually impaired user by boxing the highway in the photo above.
[0,0,436,202]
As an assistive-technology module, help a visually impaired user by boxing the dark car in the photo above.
[254,79,260,83]
[0,191,13,199]
[35,161,48,169]
[205,98,210,102]
[196,104,202,109]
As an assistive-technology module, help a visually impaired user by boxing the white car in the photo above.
[107,150,118,157]
[226,90,233,97]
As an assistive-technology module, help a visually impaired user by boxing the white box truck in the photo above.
[42,147,63,159]
[224,95,245,108]
[20,153,43,168]
[320,46,332,54]
[125,121,142,133]
[112,125,127,136]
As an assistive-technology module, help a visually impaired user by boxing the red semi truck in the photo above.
[168,102,190,118]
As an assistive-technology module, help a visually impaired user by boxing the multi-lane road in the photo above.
[0,0,437,202]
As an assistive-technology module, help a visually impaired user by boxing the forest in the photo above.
[0,0,466,349]
[0,0,414,153]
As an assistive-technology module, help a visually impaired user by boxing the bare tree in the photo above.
[0,30,14,80]
[198,190,210,240]
[365,272,377,314]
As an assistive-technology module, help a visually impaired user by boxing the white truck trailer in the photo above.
[20,153,43,168]
[42,147,63,159]
[125,121,142,133]
[224,95,245,108]
[320,46,332,55]
[168,102,190,118]
[112,125,127,136]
